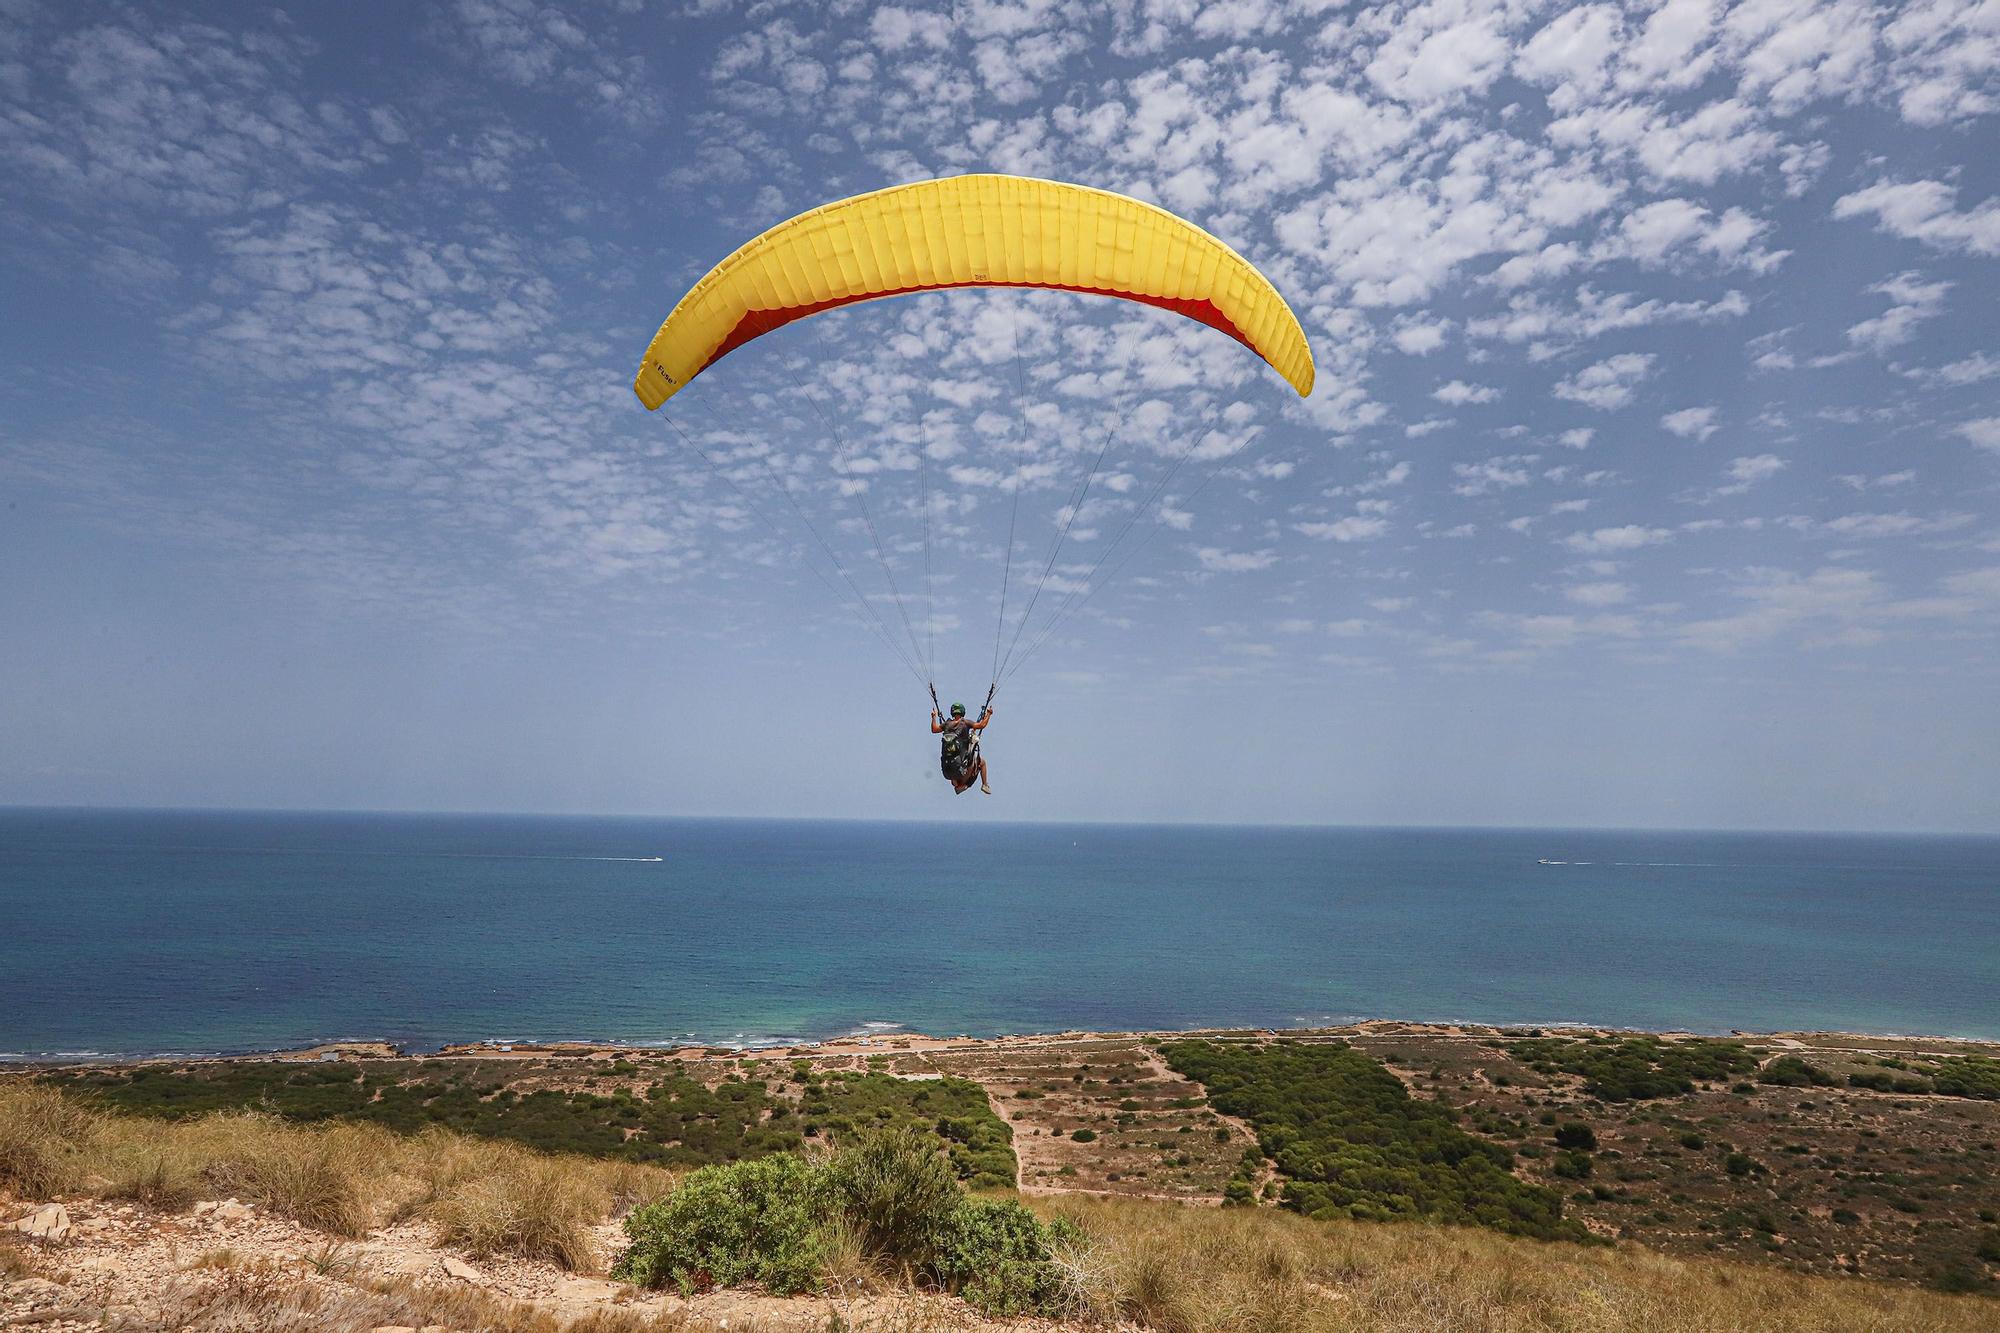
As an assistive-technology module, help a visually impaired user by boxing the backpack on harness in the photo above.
[940,720,979,776]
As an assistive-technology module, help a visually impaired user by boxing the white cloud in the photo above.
[1295,516,1391,542]
[1194,546,1277,572]
[1554,354,1655,410]
[1678,562,2000,653]
[1433,379,1500,405]
[1392,317,1451,355]
[1833,180,2000,256]
[1606,198,1784,269]
[1564,524,1673,552]
[1452,456,1535,496]
[1955,418,2000,453]
[1822,511,1975,538]
[1661,406,1718,440]
[869,7,954,52]
[1566,580,1631,605]
[1846,272,1952,352]
[1726,454,1786,484]
[1366,7,1513,105]
[1908,352,2000,387]
[1703,453,1787,498]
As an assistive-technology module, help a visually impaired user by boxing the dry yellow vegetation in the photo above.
[5,1082,1996,1331]
[0,1082,675,1270]
[1056,1195,1996,1331]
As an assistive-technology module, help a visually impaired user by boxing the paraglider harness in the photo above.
[933,684,992,785]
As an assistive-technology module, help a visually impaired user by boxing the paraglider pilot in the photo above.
[932,701,992,795]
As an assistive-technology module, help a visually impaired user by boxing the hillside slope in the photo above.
[5,1083,1996,1332]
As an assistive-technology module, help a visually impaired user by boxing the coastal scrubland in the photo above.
[6,1077,1999,1331]
[7,1023,2000,1327]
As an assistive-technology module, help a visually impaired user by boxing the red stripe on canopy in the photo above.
[699,280,1257,378]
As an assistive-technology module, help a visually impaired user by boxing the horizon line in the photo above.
[3,802,1997,840]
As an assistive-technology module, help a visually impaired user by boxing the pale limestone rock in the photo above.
[214,1200,254,1223]
[440,1255,482,1283]
[7,1203,69,1243]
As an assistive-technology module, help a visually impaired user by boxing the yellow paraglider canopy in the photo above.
[634,173,1315,408]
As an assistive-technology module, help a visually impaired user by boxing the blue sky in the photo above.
[2,0,1996,830]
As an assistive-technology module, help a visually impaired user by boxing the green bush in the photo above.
[615,1132,1081,1316]
[1071,1129,1097,1143]
[822,1127,960,1263]
[1552,1150,1593,1180]
[1757,1056,1836,1088]
[934,1197,1083,1315]
[1554,1123,1597,1152]
[612,1153,827,1295]
[1848,1070,1935,1095]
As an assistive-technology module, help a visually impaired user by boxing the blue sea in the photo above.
[1,808,1996,1059]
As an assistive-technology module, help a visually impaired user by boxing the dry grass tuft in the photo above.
[1051,1195,2000,1332]
[0,1081,101,1197]
[425,1144,609,1270]
[164,1111,392,1236]
[99,1132,208,1208]
[602,1156,678,1216]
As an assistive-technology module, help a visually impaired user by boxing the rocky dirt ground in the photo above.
[1,1193,1051,1332]
[907,1036,1254,1200]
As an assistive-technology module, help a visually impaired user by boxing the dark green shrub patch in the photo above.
[1161,1040,1587,1242]
[1552,1150,1593,1180]
[1758,1056,1838,1088]
[1554,1123,1598,1151]
[1929,1056,2000,1101]
[1725,1152,1765,1178]
[1509,1037,1758,1101]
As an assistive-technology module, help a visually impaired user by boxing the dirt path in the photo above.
[1135,1045,1274,1205]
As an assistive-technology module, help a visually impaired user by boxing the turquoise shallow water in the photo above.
[1,808,1995,1057]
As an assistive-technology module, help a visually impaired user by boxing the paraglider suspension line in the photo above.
[661,412,929,686]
